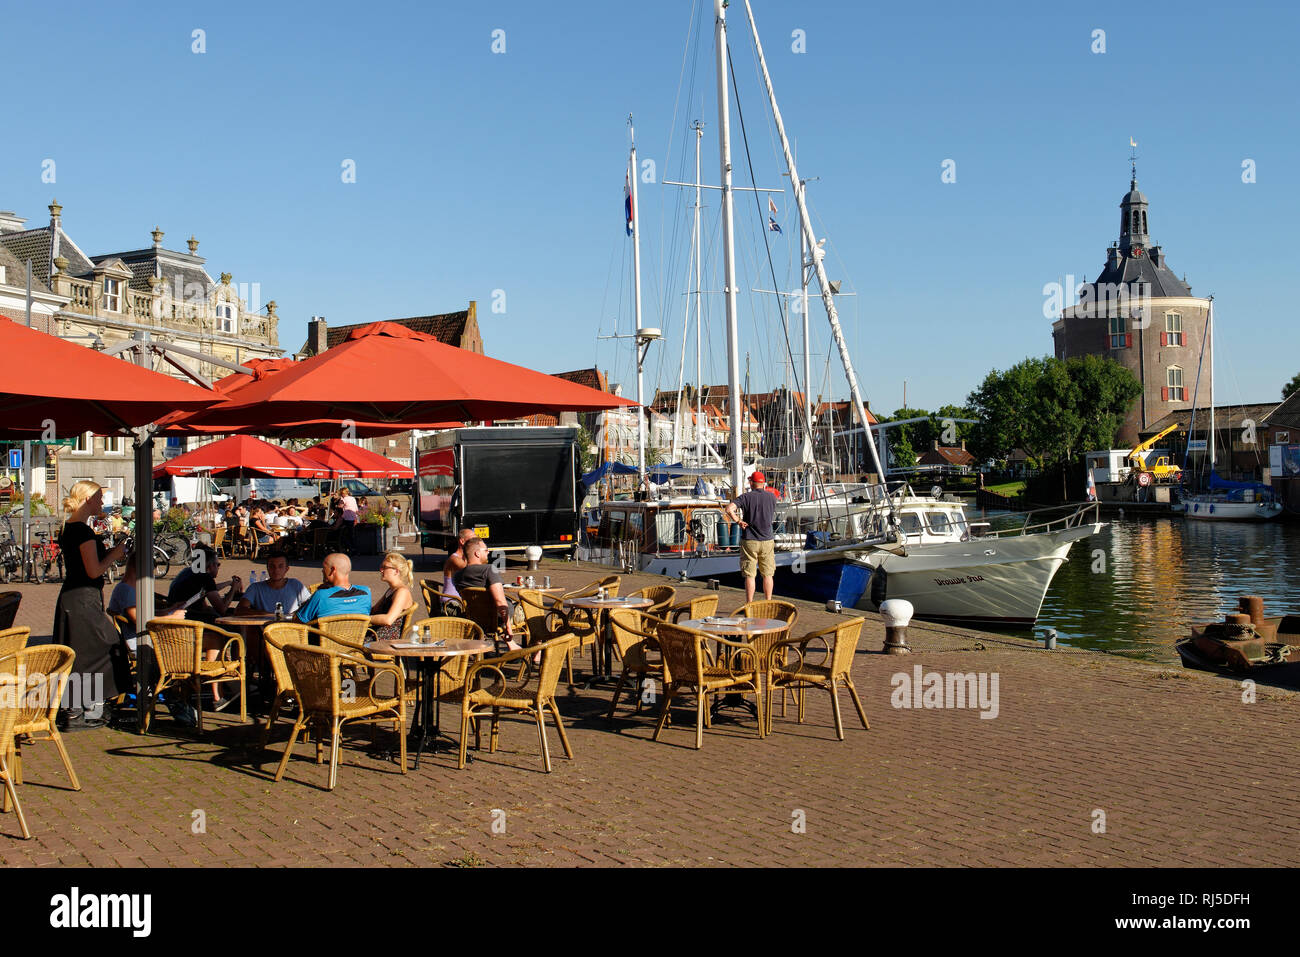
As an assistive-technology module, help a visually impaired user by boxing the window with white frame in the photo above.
[103,277,121,312]
[103,435,125,455]
[1165,312,1183,346]
[216,302,236,334]
[1166,366,1185,402]
[72,432,93,454]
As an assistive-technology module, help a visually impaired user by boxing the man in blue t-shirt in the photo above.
[296,552,371,623]
[725,470,777,602]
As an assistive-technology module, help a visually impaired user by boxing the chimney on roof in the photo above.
[307,316,328,355]
[187,235,199,254]
[48,199,62,228]
[152,226,164,249]
[0,211,26,234]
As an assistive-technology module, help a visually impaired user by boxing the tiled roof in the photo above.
[554,368,610,393]
[1086,250,1192,300]
[1263,392,1300,431]
[0,243,53,296]
[1144,403,1281,436]
[96,248,214,297]
[326,311,469,349]
[0,226,96,285]
[918,446,976,467]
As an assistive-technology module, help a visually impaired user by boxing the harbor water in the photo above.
[983,511,1300,662]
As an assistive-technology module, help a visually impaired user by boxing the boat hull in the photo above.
[1180,498,1283,521]
[848,524,1100,625]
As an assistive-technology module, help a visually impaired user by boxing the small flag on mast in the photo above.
[767,196,778,215]
[768,217,782,233]
[624,172,634,236]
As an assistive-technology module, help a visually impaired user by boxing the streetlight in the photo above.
[598,327,662,479]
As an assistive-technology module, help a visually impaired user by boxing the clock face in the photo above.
[1132,246,1143,257]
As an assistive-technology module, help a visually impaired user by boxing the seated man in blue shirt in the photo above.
[295,552,371,623]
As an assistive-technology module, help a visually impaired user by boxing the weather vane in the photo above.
[1129,137,1138,183]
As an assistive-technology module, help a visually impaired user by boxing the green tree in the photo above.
[575,425,596,472]
[1283,371,1300,400]
[885,407,931,469]
[930,404,975,448]
[966,357,1049,467]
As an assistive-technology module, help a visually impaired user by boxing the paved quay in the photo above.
[3,548,1299,867]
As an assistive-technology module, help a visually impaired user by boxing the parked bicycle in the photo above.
[26,528,63,583]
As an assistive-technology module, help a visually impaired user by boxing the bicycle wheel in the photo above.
[153,546,170,580]
[27,557,44,584]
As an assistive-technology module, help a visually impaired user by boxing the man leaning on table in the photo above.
[725,470,776,602]
[296,553,371,622]
[237,549,311,616]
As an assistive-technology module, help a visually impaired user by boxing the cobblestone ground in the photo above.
[3,548,1299,866]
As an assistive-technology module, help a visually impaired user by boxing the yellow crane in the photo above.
[1127,424,1183,486]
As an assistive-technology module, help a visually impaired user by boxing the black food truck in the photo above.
[417,427,581,556]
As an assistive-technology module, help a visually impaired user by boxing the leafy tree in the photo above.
[966,357,1049,467]
[930,404,975,447]
[575,425,596,472]
[1283,372,1300,400]
[885,407,931,469]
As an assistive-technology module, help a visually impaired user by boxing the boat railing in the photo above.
[978,502,1101,539]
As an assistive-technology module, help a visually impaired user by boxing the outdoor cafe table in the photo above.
[564,595,654,681]
[679,617,790,721]
[365,637,494,769]
[214,613,277,705]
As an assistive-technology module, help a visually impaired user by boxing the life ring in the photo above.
[1137,471,1152,487]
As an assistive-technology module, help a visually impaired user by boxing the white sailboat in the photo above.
[1177,298,1282,521]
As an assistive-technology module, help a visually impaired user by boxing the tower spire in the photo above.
[1129,137,1138,188]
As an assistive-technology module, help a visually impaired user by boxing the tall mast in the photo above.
[800,195,812,490]
[694,120,705,467]
[629,115,646,480]
[715,0,744,493]
[1208,296,1215,469]
[742,0,891,498]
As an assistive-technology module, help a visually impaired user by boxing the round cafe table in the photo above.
[365,637,494,769]
[564,595,654,682]
[215,614,277,707]
[679,617,790,722]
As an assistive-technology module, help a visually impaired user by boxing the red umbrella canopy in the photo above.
[298,438,414,478]
[0,314,216,436]
[152,434,333,478]
[190,321,637,430]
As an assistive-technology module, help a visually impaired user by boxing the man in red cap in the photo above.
[725,470,776,601]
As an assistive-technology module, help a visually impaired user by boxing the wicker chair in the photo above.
[731,599,799,720]
[460,586,510,647]
[606,609,666,720]
[632,585,676,618]
[0,627,29,658]
[668,594,719,623]
[260,622,313,747]
[211,525,229,559]
[554,576,621,680]
[766,617,870,739]
[0,591,21,630]
[0,671,26,838]
[313,614,373,654]
[0,645,81,830]
[652,622,764,749]
[141,619,247,733]
[272,645,406,791]
[455,633,576,772]
[379,617,488,709]
[420,579,465,618]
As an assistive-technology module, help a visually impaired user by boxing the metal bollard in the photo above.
[707,579,720,591]
[525,545,542,571]
[1041,627,1057,650]
[879,599,913,655]
[825,599,842,613]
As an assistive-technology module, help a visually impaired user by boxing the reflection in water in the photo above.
[985,514,1300,662]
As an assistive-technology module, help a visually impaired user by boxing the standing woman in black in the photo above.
[53,480,131,730]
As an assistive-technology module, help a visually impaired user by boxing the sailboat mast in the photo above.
[694,120,705,468]
[629,115,646,480]
[742,0,891,492]
[1208,296,1215,468]
[715,0,744,493]
[801,204,812,490]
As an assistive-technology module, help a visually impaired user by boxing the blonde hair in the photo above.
[381,550,414,590]
[62,480,102,519]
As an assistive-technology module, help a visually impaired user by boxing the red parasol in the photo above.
[152,434,332,478]
[298,438,414,478]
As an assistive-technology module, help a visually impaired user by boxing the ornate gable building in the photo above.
[0,200,283,502]
[1051,169,1211,446]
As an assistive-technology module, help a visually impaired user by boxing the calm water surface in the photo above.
[981,512,1300,662]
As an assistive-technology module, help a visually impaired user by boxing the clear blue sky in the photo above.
[4,0,1296,415]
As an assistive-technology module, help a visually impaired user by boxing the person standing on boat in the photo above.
[726,470,776,602]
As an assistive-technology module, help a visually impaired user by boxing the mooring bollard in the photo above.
[1042,627,1058,650]
[825,599,842,613]
[525,545,542,571]
[1239,595,1265,627]
[879,599,913,655]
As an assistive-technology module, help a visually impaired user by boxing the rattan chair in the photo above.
[260,622,313,747]
[211,525,229,559]
[420,578,465,618]
[553,576,621,680]
[376,616,488,709]
[313,614,373,654]
[0,626,29,658]
[0,666,29,838]
[272,644,406,791]
[0,591,21,630]
[141,619,247,733]
[652,621,764,749]
[731,599,799,719]
[455,633,576,772]
[632,584,676,618]
[668,594,719,623]
[460,586,510,647]
[606,609,666,720]
[766,617,870,739]
[0,645,80,831]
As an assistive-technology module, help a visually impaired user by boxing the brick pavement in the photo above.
[3,548,1299,866]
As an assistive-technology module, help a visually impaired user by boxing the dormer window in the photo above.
[216,302,236,334]
[103,277,121,312]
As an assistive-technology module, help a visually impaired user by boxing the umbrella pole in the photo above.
[133,427,155,733]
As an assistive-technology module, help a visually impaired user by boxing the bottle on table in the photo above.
[274,601,284,622]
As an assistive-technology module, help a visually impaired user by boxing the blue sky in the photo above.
[3,0,1296,414]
